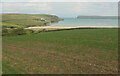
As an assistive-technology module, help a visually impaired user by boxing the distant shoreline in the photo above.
[77,16,118,19]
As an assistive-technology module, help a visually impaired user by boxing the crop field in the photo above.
[2,29,118,74]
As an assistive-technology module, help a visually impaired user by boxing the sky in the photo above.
[1,0,120,2]
[0,0,118,17]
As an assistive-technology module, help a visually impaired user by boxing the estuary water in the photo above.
[51,18,118,27]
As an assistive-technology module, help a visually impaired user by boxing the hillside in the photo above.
[2,14,62,28]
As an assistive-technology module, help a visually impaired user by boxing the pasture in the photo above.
[2,14,62,28]
[2,29,118,74]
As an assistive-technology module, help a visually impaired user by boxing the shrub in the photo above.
[10,28,26,35]
[2,29,8,33]
[25,29,34,35]
[2,29,9,36]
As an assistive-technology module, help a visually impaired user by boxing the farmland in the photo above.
[2,14,63,36]
[2,28,118,74]
[2,14,62,28]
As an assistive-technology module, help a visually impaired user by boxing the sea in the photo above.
[51,18,118,27]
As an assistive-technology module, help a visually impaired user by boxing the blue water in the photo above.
[52,18,118,27]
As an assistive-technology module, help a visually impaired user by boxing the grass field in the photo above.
[2,14,62,28]
[2,29,118,74]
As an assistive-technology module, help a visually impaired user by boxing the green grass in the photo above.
[2,14,62,28]
[2,29,118,74]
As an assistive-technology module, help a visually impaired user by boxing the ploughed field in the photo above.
[2,29,118,74]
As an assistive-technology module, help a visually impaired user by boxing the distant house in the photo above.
[40,18,46,21]
[40,18,51,25]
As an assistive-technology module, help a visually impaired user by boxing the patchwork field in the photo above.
[2,29,118,74]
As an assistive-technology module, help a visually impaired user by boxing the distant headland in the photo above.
[77,16,118,19]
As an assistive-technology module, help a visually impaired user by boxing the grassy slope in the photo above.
[3,29,118,74]
[2,14,62,28]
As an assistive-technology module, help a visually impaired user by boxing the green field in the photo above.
[2,29,118,74]
[2,14,62,28]
[2,14,63,36]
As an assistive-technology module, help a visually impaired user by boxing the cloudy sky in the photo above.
[1,0,119,2]
[1,1,118,17]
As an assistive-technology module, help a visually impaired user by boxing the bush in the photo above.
[2,29,9,33]
[2,28,50,36]
[2,29,10,36]
[25,29,34,35]
[10,28,26,35]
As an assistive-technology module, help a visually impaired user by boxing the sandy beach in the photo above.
[25,26,118,30]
